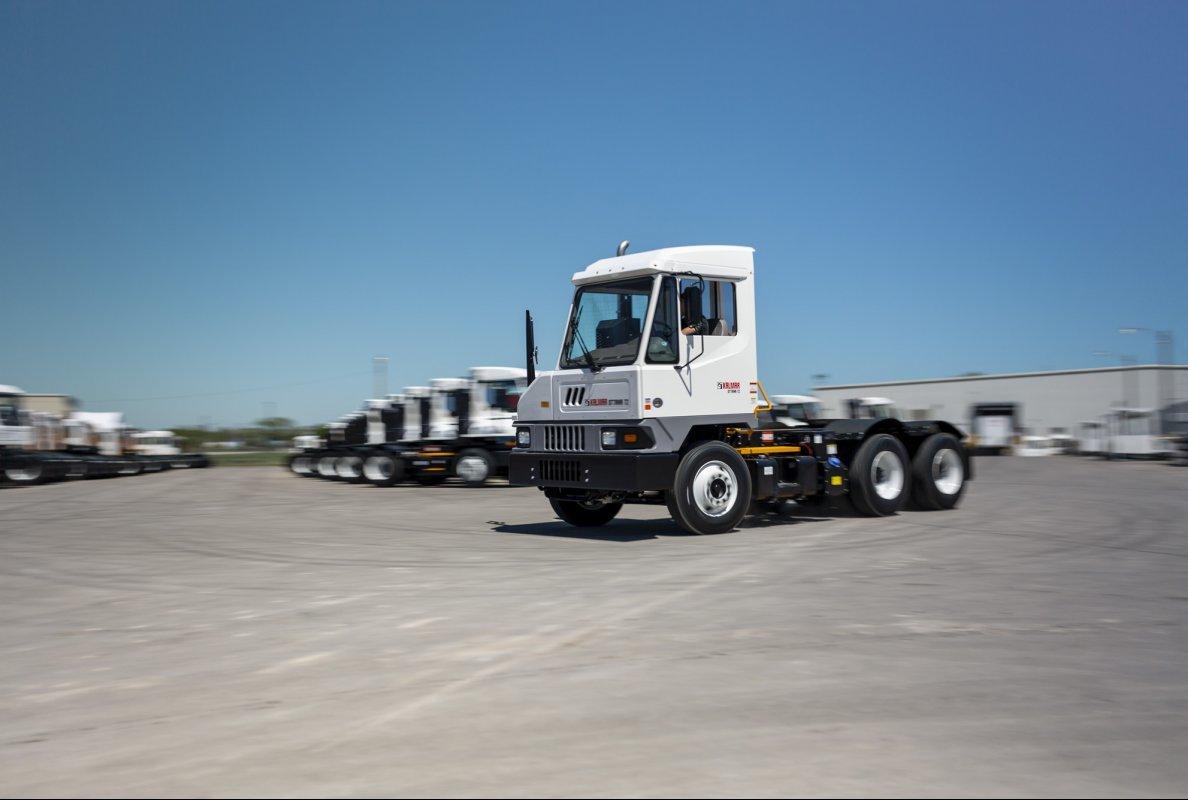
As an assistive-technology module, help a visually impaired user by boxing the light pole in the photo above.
[372,356,389,399]
[1119,327,1175,431]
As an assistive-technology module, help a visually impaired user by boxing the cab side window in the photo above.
[678,278,738,336]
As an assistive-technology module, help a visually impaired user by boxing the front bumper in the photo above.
[509,451,679,492]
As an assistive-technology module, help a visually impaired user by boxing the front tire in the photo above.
[363,454,405,486]
[316,455,340,479]
[549,498,623,527]
[4,462,45,485]
[849,433,910,516]
[335,454,366,483]
[454,448,494,487]
[910,433,967,510]
[670,441,752,535]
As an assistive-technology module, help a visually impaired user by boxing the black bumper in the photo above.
[509,451,679,492]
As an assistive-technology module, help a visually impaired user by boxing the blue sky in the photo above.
[2,0,1185,427]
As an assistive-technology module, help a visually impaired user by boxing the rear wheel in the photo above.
[549,497,623,527]
[910,433,967,510]
[849,433,910,516]
[670,441,752,535]
[288,454,311,476]
[363,454,405,486]
[455,448,494,487]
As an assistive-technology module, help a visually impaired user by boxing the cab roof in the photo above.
[572,245,755,286]
[470,366,527,382]
[0,384,25,396]
[771,394,820,404]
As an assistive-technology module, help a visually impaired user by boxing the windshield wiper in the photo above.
[567,307,602,373]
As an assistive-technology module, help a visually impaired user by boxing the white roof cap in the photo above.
[860,397,896,405]
[133,430,175,438]
[0,384,26,396]
[470,366,527,382]
[70,411,125,431]
[771,394,820,404]
[403,386,431,397]
[572,245,755,286]
[431,377,471,391]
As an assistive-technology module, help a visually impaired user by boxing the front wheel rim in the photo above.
[7,466,41,482]
[871,450,905,500]
[456,456,489,483]
[692,460,737,517]
[932,448,963,495]
[364,457,394,481]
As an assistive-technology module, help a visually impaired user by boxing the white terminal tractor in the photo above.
[510,243,971,534]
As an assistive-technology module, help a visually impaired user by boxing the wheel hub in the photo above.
[692,460,737,518]
[931,448,964,495]
[870,450,905,501]
[457,456,489,483]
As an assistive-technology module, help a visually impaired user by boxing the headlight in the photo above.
[516,428,531,447]
[600,426,653,450]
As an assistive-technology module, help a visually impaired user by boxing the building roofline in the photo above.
[814,364,1186,391]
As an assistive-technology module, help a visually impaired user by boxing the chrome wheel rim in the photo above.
[6,466,41,482]
[336,457,362,478]
[692,460,737,518]
[456,456,489,483]
[871,450,905,501]
[364,457,394,482]
[932,448,963,495]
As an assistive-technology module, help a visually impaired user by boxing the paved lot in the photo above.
[1,457,1186,798]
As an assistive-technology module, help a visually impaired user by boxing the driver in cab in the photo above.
[680,286,708,335]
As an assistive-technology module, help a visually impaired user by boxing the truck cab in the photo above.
[769,394,822,427]
[510,244,970,534]
[846,397,899,420]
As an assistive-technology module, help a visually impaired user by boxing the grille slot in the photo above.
[539,459,581,483]
[541,425,586,452]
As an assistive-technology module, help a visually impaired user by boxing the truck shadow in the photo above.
[491,519,693,542]
[491,508,839,542]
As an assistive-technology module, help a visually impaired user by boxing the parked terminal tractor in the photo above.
[509,243,972,535]
[289,367,527,487]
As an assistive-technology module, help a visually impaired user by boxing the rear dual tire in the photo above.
[849,434,909,517]
[849,432,967,516]
[910,433,966,510]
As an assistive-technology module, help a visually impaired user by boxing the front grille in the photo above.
[539,458,581,483]
[541,424,586,452]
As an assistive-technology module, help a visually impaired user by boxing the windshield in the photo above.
[778,402,821,421]
[0,398,18,426]
[561,277,653,369]
[484,380,522,413]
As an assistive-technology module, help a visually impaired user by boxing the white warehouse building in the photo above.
[811,365,1188,436]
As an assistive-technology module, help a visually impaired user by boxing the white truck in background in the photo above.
[293,367,528,487]
[970,402,1018,455]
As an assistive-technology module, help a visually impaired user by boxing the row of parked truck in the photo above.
[969,402,1188,460]
[0,385,208,486]
[288,367,529,487]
